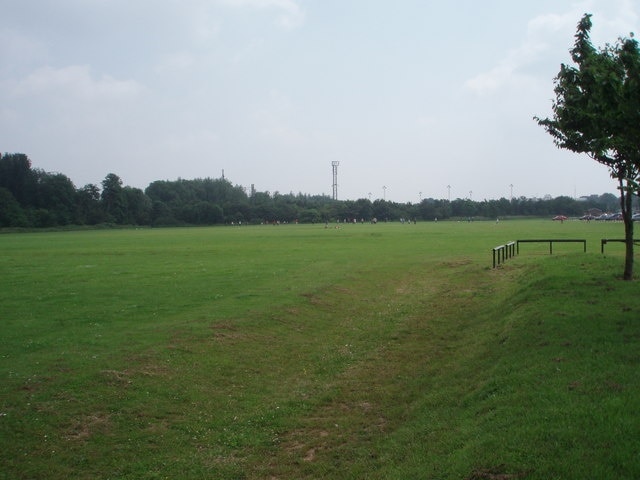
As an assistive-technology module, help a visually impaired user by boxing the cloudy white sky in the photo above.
[1,0,638,202]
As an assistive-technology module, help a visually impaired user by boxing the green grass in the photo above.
[0,220,638,479]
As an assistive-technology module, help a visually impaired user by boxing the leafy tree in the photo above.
[597,192,622,211]
[76,184,104,224]
[101,173,126,223]
[272,197,298,223]
[372,199,391,221]
[225,200,250,223]
[339,200,358,221]
[34,170,77,225]
[145,177,247,225]
[536,14,640,280]
[196,201,224,224]
[122,186,152,225]
[151,200,180,226]
[450,198,477,218]
[353,198,373,221]
[418,199,438,220]
[298,208,321,224]
[0,153,37,206]
[145,180,179,204]
[0,187,28,227]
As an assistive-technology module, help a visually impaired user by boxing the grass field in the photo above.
[1,219,639,479]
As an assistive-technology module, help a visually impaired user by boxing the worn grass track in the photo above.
[1,220,638,479]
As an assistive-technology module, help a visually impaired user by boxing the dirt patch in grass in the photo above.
[65,413,111,442]
[466,465,529,479]
[210,322,246,340]
[100,369,133,386]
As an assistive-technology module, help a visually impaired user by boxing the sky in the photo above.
[1,0,639,203]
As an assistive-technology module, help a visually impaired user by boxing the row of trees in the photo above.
[0,152,625,229]
[0,154,151,227]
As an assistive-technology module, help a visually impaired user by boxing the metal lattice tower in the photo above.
[332,161,340,200]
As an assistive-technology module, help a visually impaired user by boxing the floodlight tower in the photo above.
[332,161,340,200]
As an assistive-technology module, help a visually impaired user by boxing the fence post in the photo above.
[493,242,517,268]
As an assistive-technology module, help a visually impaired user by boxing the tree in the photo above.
[0,187,28,227]
[76,184,104,224]
[353,198,373,221]
[101,173,125,223]
[0,153,37,206]
[535,14,640,280]
[371,199,392,221]
[122,186,152,225]
[34,170,77,225]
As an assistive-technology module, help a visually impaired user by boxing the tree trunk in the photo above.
[620,178,634,280]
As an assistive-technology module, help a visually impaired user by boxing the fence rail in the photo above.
[516,239,586,255]
[601,238,640,253]
[492,239,587,268]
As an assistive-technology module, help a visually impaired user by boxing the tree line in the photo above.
[0,152,624,229]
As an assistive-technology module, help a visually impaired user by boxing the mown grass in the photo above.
[0,220,638,479]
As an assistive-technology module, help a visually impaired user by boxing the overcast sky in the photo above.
[1,1,638,203]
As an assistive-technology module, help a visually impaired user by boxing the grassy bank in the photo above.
[0,220,638,478]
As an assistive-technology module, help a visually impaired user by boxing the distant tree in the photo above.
[0,187,28,227]
[353,198,373,221]
[145,180,178,204]
[372,199,391,221]
[340,200,358,221]
[535,14,640,280]
[225,201,250,223]
[122,186,152,225]
[150,200,176,226]
[34,170,77,225]
[145,177,246,225]
[298,208,321,223]
[418,199,438,220]
[247,191,273,223]
[450,198,477,218]
[598,192,621,211]
[0,153,37,206]
[76,184,104,224]
[548,195,582,216]
[196,201,223,224]
[272,197,298,223]
[101,173,126,223]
